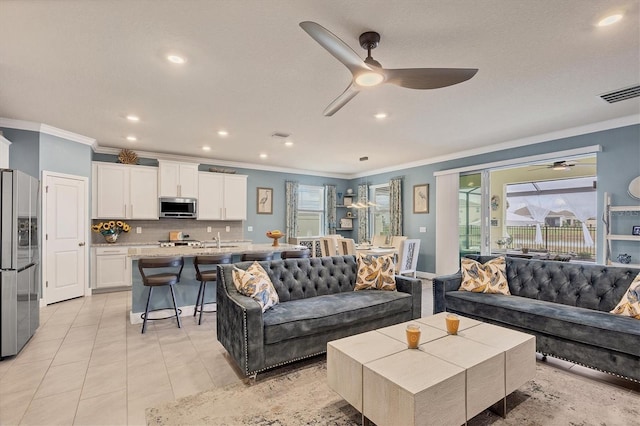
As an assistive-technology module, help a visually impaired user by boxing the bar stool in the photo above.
[241,252,274,261]
[138,256,184,334]
[280,249,310,259]
[193,253,232,325]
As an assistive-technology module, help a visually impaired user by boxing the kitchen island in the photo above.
[127,243,305,324]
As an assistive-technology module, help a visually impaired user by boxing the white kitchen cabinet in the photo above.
[158,160,198,198]
[92,246,131,289]
[92,162,158,219]
[197,172,247,220]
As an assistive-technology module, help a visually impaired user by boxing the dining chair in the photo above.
[391,235,408,248]
[320,237,339,256]
[371,235,388,247]
[397,239,421,278]
[337,238,357,255]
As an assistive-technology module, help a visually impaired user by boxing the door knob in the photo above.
[79,242,85,247]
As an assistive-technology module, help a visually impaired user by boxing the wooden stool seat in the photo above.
[280,249,310,259]
[241,252,273,261]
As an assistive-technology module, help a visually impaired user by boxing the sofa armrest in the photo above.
[433,272,462,314]
[216,265,265,375]
[396,276,422,319]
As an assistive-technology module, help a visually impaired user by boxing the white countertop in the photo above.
[126,243,305,258]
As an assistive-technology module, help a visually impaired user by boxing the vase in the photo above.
[104,233,119,243]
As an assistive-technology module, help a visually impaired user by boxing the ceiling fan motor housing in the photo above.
[359,31,380,50]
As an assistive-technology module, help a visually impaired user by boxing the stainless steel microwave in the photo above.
[159,197,197,218]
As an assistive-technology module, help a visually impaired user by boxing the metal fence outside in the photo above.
[460,225,597,260]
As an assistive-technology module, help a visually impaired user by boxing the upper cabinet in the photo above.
[158,160,198,198]
[198,172,247,220]
[92,162,158,219]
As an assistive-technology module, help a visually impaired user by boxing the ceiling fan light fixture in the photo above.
[355,71,384,87]
[597,13,623,27]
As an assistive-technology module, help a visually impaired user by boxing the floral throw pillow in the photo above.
[231,264,279,312]
[355,253,396,291]
[610,272,640,319]
[460,256,510,295]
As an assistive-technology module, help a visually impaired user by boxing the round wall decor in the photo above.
[118,149,138,165]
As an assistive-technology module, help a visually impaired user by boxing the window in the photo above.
[370,184,390,237]
[297,185,325,236]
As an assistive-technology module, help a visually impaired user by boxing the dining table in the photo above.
[355,245,398,257]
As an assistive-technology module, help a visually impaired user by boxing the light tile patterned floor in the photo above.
[0,280,636,425]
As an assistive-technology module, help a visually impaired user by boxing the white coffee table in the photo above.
[327,313,536,426]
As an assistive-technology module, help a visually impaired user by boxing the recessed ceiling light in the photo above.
[126,135,137,142]
[126,115,140,122]
[260,153,268,159]
[202,146,211,151]
[217,130,229,137]
[167,54,186,64]
[374,112,387,119]
[597,13,623,27]
[284,141,294,147]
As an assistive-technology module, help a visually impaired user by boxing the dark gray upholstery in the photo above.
[433,255,640,382]
[217,255,422,375]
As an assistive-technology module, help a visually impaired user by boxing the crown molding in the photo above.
[93,146,351,179]
[351,114,640,178]
[0,118,96,148]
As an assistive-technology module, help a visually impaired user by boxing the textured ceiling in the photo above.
[0,0,638,176]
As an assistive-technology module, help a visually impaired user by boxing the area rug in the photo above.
[146,357,638,425]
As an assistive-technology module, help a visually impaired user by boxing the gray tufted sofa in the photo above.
[217,255,422,376]
[434,255,640,382]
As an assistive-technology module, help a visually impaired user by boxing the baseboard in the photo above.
[129,303,216,324]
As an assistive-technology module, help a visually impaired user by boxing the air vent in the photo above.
[271,132,291,139]
[599,85,640,103]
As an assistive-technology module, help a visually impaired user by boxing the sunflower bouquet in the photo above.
[92,220,131,243]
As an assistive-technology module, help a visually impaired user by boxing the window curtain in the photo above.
[559,193,596,247]
[522,196,553,244]
[325,184,337,235]
[285,181,299,240]
[357,184,370,243]
[389,177,403,236]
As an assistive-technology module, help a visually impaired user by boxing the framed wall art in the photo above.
[413,184,429,214]
[257,187,273,214]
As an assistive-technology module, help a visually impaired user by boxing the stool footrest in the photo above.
[141,308,183,321]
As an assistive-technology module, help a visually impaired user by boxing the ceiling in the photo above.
[1,1,638,176]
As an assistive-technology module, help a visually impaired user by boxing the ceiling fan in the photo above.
[299,21,478,116]
[529,160,596,171]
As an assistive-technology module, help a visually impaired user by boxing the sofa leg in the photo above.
[541,355,547,361]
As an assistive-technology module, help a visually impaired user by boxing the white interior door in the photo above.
[43,172,88,304]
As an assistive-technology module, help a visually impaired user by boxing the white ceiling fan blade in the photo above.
[384,68,478,89]
[300,21,371,75]
[323,84,360,116]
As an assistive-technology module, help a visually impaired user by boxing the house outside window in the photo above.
[370,184,390,237]
[297,184,325,236]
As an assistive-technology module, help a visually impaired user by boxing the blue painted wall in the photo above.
[39,133,92,178]
[1,128,39,177]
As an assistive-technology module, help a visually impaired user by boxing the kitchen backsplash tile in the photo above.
[90,219,244,244]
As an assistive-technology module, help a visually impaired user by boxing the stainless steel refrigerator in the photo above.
[1,169,40,358]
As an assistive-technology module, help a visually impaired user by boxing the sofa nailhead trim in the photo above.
[541,351,639,383]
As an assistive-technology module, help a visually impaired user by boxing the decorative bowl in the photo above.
[266,231,284,247]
